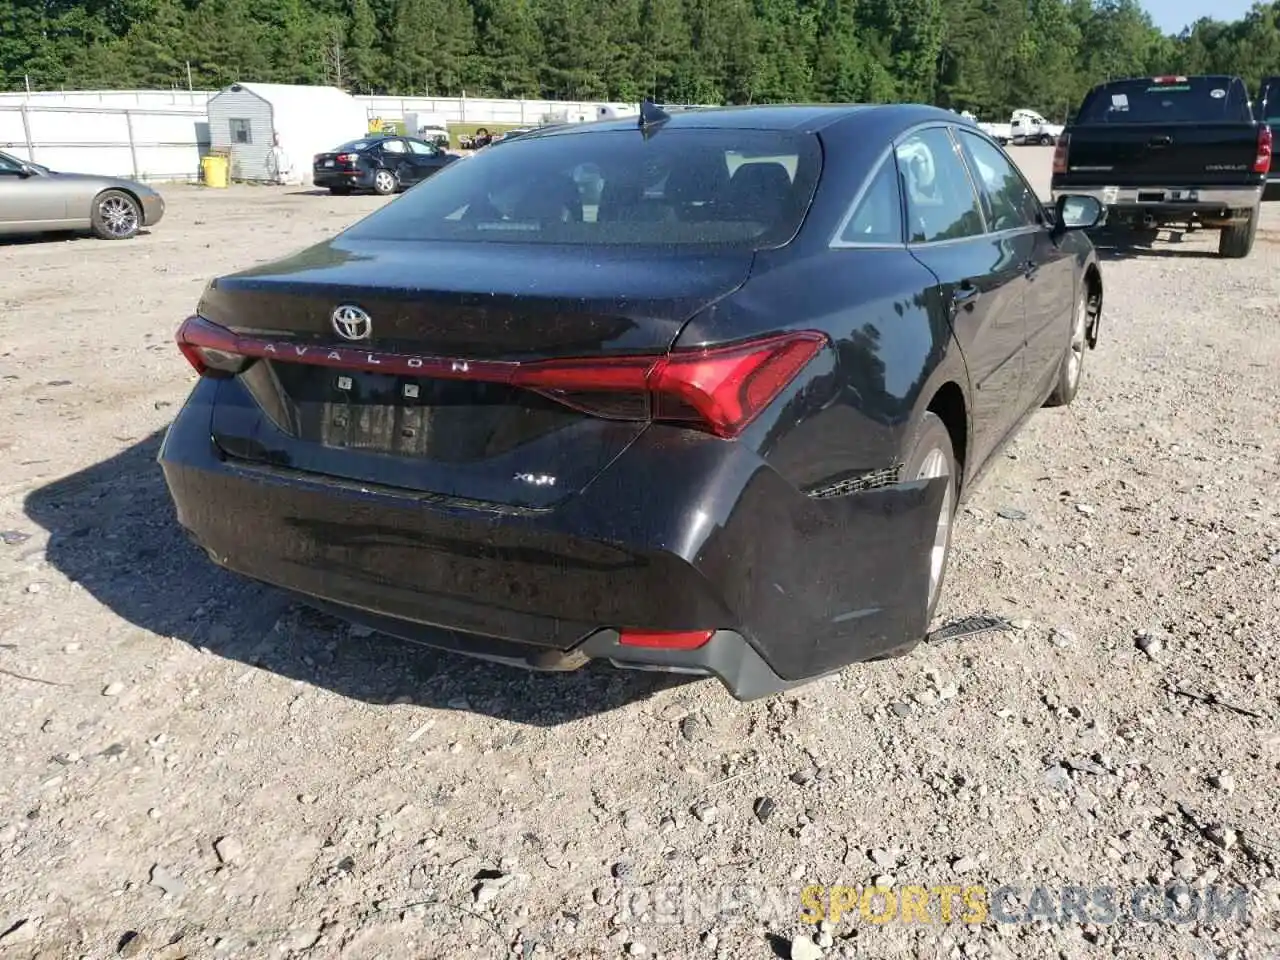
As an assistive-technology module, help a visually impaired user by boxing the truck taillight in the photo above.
[1255,125,1272,174]
[1052,134,1070,174]
[1152,75,1188,84]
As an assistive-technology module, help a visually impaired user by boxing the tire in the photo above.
[1218,208,1258,259]
[372,168,397,196]
[1039,133,1053,146]
[1044,286,1089,408]
[90,189,141,240]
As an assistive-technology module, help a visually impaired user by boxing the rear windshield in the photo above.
[333,139,375,152]
[1076,77,1253,124]
[342,127,823,249]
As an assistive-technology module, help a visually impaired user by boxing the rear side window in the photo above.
[1261,78,1280,122]
[343,128,822,250]
[839,157,902,244]
[895,128,985,244]
[1077,77,1253,124]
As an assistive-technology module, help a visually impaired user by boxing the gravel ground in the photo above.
[0,149,1278,960]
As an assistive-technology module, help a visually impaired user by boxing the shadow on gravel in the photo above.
[24,430,685,725]
[1087,227,1221,261]
[0,230,154,246]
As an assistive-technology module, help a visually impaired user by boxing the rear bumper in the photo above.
[312,169,373,190]
[158,380,945,700]
[1051,182,1264,216]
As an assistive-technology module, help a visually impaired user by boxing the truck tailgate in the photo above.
[1064,123,1263,187]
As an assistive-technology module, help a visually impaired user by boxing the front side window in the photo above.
[956,130,1042,232]
[342,127,823,250]
[407,139,438,156]
[380,139,407,155]
[839,156,902,244]
[895,128,985,244]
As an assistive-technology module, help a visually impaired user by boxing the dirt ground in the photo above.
[0,148,1278,960]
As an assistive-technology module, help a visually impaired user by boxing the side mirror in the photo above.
[1054,194,1105,232]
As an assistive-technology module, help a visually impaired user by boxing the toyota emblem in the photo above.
[331,304,372,341]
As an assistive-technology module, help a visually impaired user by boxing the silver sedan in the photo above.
[0,149,166,240]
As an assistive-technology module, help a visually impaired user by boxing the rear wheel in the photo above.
[1039,133,1054,146]
[372,169,397,196]
[91,189,141,240]
[1218,207,1258,259]
[1045,287,1089,408]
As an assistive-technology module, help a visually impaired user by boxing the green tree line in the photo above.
[3,0,1280,118]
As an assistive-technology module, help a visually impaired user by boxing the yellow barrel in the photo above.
[201,154,228,188]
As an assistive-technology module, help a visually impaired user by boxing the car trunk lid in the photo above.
[193,238,757,509]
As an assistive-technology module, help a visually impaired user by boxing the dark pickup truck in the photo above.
[1257,75,1280,200]
[1050,74,1273,258]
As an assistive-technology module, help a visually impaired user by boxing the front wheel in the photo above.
[1044,287,1089,408]
[91,190,141,240]
[372,169,397,196]
[1218,208,1258,259]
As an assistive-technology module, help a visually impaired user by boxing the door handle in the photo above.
[952,282,981,312]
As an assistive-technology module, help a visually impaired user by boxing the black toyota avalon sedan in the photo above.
[161,103,1105,700]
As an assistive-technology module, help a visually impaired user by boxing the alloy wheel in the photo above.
[916,448,953,611]
[99,195,138,238]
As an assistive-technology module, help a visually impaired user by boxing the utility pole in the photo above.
[186,62,193,91]
[24,74,31,96]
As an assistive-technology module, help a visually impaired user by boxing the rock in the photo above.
[0,919,37,944]
[692,803,717,824]
[889,701,913,717]
[869,848,896,869]
[1209,772,1236,795]
[102,681,125,697]
[679,715,705,742]
[298,793,317,805]
[753,797,776,824]
[283,928,321,951]
[1043,765,1072,791]
[952,856,979,875]
[790,767,817,786]
[0,530,31,546]
[1135,634,1163,659]
[1049,627,1078,648]
[348,624,374,638]
[117,931,147,957]
[149,864,187,898]
[815,930,834,948]
[1206,826,1237,850]
[936,683,959,701]
[1172,857,1197,878]
[474,874,514,907]
[701,931,719,951]
[996,507,1026,521]
[872,874,895,889]
[626,944,647,956]
[1075,504,1096,516]
[214,836,243,864]
[790,934,824,960]
[612,861,633,881]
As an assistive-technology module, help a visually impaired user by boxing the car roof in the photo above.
[517,104,961,140]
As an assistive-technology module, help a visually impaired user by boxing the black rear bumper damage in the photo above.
[159,380,945,700]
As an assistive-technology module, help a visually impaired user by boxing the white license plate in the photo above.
[324,160,334,167]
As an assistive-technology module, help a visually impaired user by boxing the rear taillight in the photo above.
[176,316,252,378]
[618,629,714,650]
[174,317,827,439]
[513,331,827,438]
[1254,125,1272,174]
[1052,133,1070,174]
[337,153,359,164]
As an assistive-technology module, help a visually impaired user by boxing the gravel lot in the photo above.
[0,148,1278,960]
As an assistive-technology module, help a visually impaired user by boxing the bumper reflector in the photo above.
[617,629,714,650]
